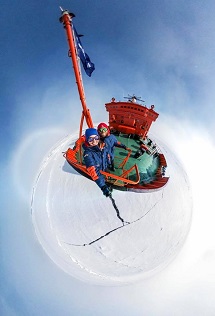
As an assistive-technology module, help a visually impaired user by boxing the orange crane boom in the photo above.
[60,8,94,130]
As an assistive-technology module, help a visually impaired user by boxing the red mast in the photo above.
[59,8,94,130]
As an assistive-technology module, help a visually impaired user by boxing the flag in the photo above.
[73,26,95,77]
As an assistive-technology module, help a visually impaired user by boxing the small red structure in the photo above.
[106,100,158,137]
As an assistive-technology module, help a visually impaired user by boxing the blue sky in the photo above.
[1,0,215,315]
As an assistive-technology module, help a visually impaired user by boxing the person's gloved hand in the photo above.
[101,185,112,197]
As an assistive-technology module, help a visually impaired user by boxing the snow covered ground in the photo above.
[31,132,192,285]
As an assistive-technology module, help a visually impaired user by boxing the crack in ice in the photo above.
[63,194,164,247]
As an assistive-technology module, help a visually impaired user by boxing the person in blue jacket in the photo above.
[83,128,112,197]
[97,122,130,171]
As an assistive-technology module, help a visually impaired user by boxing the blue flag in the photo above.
[73,26,95,77]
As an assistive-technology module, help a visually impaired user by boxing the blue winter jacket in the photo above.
[102,134,126,162]
[82,142,109,189]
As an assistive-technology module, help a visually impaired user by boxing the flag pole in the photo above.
[59,8,94,128]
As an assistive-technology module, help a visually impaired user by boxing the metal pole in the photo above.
[60,9,94,128]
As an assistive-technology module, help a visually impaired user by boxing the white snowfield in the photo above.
[31,133,192,285]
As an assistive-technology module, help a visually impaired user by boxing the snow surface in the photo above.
[31,132,192,285]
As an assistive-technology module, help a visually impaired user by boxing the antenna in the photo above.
[124,94,145,103]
